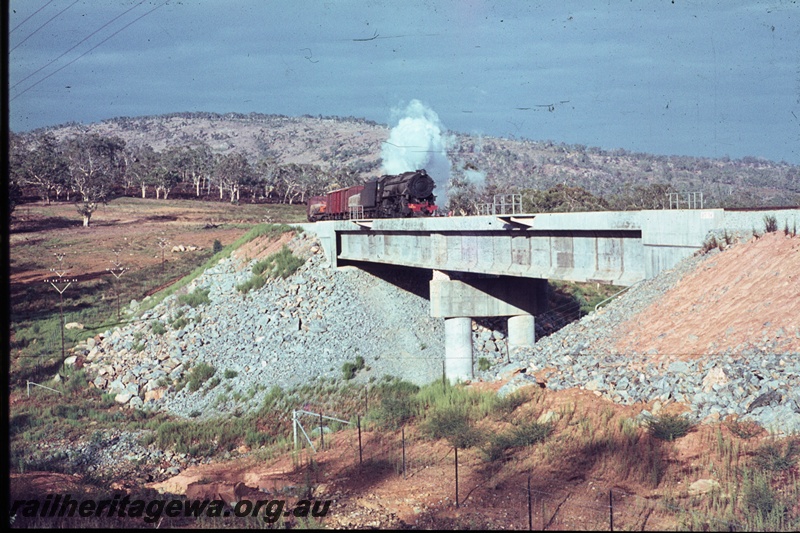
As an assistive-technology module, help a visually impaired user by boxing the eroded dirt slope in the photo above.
[614,231,800,359]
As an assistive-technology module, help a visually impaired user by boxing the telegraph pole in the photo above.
[106,249,128,320]
[157,236,170,272]
[43,252,77,363]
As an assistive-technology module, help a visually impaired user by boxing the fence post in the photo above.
[401,426,406,478]
[609,489,613,532]
[541,498,545,531]
[454,446,459,508]
[293,410,297,450]
[357,415,362,465]
[527,475,532,531]
[319,412,324,450]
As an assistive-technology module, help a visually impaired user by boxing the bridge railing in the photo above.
[477,194,523,216]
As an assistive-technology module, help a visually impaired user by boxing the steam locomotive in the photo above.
[307,169,437,221]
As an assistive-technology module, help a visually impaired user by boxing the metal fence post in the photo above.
[527,475,532,531]
[357,415,362,465]
[609,489,614,532]
[401,426,406,478]
[454,446,459,508]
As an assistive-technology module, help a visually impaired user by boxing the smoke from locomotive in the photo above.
[307,169,437,221]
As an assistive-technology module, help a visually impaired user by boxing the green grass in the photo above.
[341,356,365,380]
[178,287,211,308]
[187,362,216,392]
[140,223,302,308]
[646,413,694,441]
[237,244,306,294]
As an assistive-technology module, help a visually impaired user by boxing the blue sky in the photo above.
[9,1,800,164]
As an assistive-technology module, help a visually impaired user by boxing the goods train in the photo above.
[307,169,437,221]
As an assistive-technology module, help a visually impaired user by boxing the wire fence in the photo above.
[286,408,768,531]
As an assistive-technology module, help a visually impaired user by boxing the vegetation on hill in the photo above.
[9,112,800,225]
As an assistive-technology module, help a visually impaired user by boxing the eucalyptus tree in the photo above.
[255,157,281,201]
[11,132,70,204]
[7,134,24,216]
[163,143,213,198]
[124,144,159,198]
[213,151,254,203]
[64,133,126,226]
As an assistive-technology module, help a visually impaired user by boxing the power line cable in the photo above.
[10,0,79,52]
[9,0,55,34]
[11,0,147,91]
[11,0,169,102]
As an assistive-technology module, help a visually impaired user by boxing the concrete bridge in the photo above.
[300,208,799,382]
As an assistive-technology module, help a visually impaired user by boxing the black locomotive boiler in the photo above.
[307,169,437,221]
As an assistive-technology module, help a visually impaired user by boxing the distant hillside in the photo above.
[31,111,800,208]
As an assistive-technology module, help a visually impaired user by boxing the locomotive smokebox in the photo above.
[407,170,435,199]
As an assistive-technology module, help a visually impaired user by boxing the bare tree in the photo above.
[64,133,126,226]
[12,132,70,204]
[124,144,159,198]
[214,152,254,203]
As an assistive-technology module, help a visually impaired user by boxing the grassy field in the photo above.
[9,197,306,384]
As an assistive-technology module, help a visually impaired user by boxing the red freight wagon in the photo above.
[325,185,364,219]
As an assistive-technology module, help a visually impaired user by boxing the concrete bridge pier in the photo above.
[431,270,546,382]
[444,317,474,383]
[508,314,536,351]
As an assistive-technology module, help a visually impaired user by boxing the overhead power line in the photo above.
[10,0,79,52]
[10,0,55,34]
[11,0,169,102]
[11,0,147,91]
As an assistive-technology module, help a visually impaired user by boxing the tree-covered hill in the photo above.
[12,111,800,212]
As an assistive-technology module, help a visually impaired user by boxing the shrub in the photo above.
[477,357,492,371]
[236,275,266,294]
[171,316,189,330]
[724,418,762,439]
[420,405,483,448]
[252,246,304,279]
[481,421,552,462]
[646,413,693,441]
[223,369,238,379]
[763,214,778,233]
[341,356,365,380]
[493,390,530,416]
[753,440,799,472]
[151,320,167,335]
[179,287,211,308]
[212,239,223,254]
[700,234,720,254]
[370,378,419,429]
[743,471,784,520]
[187,362,216,392]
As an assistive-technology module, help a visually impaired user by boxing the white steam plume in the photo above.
[381,99,452,209]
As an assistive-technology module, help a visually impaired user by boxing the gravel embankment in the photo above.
[50,230,800,484]
[77,232,800,440]
[81,232,444,419]
[487,249,800,435]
